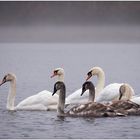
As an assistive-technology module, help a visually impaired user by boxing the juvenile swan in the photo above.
[0,70,63,111]
[82,81,140,116]
[86,67,135,103]
[52,81,125,117]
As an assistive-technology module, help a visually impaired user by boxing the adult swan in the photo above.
[0,69,64,111]
[86,66,135,103]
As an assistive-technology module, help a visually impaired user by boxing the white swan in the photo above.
[51,68,89,106]
[52,81,124,117]
[0,68,64,111]
[119,84,140,105]
[86,67,135,103]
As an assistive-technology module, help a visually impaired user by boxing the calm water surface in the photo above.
[0,43,140,138]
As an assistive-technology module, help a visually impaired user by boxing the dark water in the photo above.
[0,43,140,138]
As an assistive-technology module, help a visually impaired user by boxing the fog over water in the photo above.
[0,43,140,139]
[0,1,140,43]
[0,2,140,139]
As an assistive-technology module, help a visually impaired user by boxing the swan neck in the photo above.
[57,88,65,116]
[7,79,16,110]
[55,75,64,95]
[89,89,95,102]
[96,70,105,96]
[122,85,132,100]
[57,74,64,82]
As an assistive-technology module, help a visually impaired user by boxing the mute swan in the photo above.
[82,81,140,116]
[0,68,64,111]
[52,81,125,117]
[51,67,65,82]
[86,67,135,103]
[119,84,140,105]
[51,68,89,106]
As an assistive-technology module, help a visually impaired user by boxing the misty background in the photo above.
[1,3,140,138]
[0,1,140,43]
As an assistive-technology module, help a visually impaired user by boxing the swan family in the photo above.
[52,81,125,117]
[52,81,140,117]
[0,66,140,118]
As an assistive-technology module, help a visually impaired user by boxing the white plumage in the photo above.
[0,68,65,111]
[131,97,140,105]
[86,67,135,103]
[16,90,58,110]
[65,88,89,105]
[96,83,133,103]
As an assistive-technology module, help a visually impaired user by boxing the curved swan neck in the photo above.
[88,90,95,102]
[95,70,105,97]
[7,79,16,110]
[89,88,95,102]
[57,87,66,116]
[120,84,132,100]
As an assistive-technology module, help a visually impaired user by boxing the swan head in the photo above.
[81,81,95,96]
[51,68,64,78]
[119,84,133,100]
[86,67,104,81]
[0,73,16,86]
[52,81,65,96]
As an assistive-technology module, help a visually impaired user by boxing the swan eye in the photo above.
[54,70,59,74]
[55,83,59,89]
[87,71,92,77]
[3,76,7,81]
[82,82,88,91]
[85,84,88,89]
[83,86,86,91]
